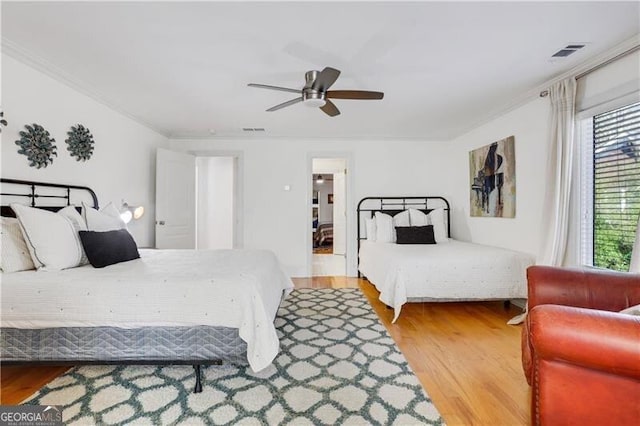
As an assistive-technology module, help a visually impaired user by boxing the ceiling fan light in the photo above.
[305,98,326,108]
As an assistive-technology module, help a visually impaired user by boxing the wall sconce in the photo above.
[120,201,145,224]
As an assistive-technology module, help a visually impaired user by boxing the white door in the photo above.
[333,171,346,255]
[156,148,196,249]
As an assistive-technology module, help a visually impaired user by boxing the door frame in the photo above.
[190,150,244,249]
[306,152,354,277]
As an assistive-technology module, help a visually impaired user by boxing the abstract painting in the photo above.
[469,136,516,217]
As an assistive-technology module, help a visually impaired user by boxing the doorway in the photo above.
[311,158,347,276]
[195,156,236,249]
[156,149,241,250]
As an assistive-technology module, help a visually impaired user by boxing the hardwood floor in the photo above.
[0,277,530,425]
[356,279,530,426]
[0,366,69,405]
[297,277,529,425]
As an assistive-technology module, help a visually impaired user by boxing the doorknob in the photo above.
[157,220,165,225]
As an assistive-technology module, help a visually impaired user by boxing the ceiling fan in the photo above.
[248,67,384,117]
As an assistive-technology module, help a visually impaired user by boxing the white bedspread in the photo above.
[1,249,294,372]
[359,240,534,322]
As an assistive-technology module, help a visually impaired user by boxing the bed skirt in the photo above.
[0,326,248,365]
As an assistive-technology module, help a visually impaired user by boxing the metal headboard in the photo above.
[0,178,99,217]
[356,196,451,253]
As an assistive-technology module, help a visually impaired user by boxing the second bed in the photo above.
[357,196,535,321]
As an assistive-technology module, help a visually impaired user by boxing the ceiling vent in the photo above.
[242,127,266,132]
[551,44,586,58]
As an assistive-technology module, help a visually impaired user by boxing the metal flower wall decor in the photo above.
[0,111,7,132]
[15,124,58,168]
[66,124,95,161]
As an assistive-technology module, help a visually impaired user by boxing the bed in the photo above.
[314,222,333,247]
[0,178,294,392]
[357,196,535,322]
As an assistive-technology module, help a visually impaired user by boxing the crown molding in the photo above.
[452,34,640,140]
[1,37,170,138]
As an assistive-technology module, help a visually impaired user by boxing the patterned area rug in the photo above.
[24,289,444,425]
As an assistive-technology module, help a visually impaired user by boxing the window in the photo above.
[582,102,640,271]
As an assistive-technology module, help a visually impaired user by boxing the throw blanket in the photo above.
[314,223,333,246]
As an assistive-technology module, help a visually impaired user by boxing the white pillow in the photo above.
[11,204,85,270]
[375,212,395,243]
[1,217,35,272]
[58,206,89,265]
[82,202,127,231]
[620,304,640,316]
[408,209,429,226]
[365,217,377,241]
[393,210,410,227]
[59,206,88,231]
[427,208,449,243]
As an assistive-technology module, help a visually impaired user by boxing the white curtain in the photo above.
[630,214,640,273]
[539,78,577,266]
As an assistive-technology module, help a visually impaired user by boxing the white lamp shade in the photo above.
[133,206,144,220]
[120,210,133,224]
[120,202,144,224]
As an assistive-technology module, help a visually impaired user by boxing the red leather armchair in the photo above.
[522,266,640,425]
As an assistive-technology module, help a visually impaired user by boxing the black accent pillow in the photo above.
[395,225,436,245]
[79,229,140,268]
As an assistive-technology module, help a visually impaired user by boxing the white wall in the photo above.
[448,97,550,259]
[1,54,169,247]
[170,138,454,276]
[173,64,625,272]
[172,71,624,272]
[196,156,235,249]
[447,50,639,265]
[2,42,632,271]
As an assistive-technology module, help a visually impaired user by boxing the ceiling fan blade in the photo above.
[320,100,340,117]
[327,90,384,100]
[248,83,300,94]
[312,67,341,92]
[266,97,303,112]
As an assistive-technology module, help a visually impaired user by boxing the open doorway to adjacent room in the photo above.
[156,149,242,250]
[195,156,236,249]
[311,158,347,276]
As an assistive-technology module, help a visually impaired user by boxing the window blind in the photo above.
[580,119,594,266]
[592,101,640,271]
[576,49,640,117]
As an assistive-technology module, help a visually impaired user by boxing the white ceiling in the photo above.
[2,2,638,140]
